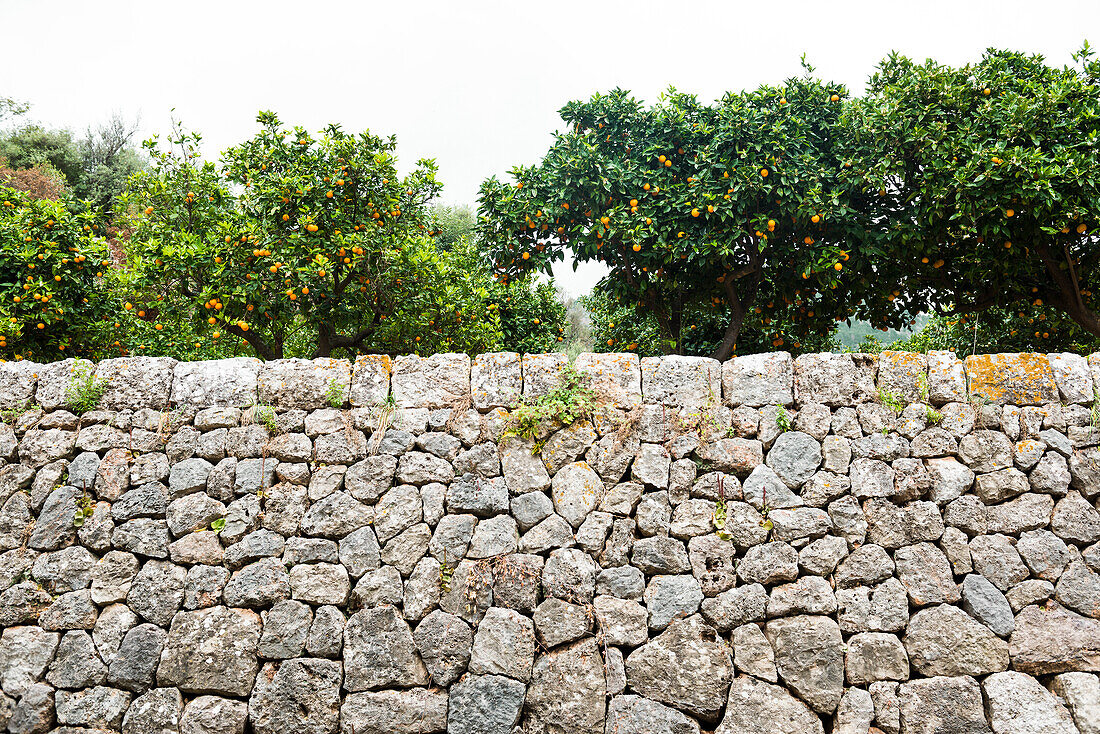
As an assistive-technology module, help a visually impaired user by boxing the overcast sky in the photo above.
[3,0,1098,294]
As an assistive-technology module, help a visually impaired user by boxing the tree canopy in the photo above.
[478,72,894,360]
[0,186,117,359]
[479,48,1100,359]
[121,113,567,361]
[0,112,144,214]
[849,45,1100,339]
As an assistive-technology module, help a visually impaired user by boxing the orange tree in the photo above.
[430,204,570,353]
[125,112,500,359]
[856,46,1100,338]
[494,279,568,352]
[477,75,900,360]
[0,185,117,360]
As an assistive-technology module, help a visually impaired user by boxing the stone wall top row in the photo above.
[0,350,1097,413]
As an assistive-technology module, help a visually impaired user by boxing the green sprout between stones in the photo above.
[65,364,107,414]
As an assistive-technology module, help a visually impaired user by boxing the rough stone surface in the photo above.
[5,350,1100,733]
[625,615,732,721]
[983,670,1078,734]
[157,606,262,697]
[717,676,824,734]
[905,604,1010,677]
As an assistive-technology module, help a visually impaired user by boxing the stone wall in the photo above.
[0,350,1099,733]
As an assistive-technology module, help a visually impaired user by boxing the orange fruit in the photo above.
[632,244,641,252]
[811,214,820,223]
[760,169,769,177]
[830,94,839,102]
[834,263,843,271]
[1006,209,1014,217]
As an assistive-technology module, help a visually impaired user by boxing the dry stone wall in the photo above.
[0,350,1099,734]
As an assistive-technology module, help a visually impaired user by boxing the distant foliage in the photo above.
[889,307,1100,357]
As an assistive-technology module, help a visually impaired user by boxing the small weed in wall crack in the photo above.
[65,364,107,414]
[505,364,595,447]
[774,405,792,433]
[245,403,279,434]
[72,486,95,527]
[326,378,346,409]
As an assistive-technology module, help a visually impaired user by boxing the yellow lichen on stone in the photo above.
[355,354,393,376]
[964,353,1058,406]
[878,350,928,402]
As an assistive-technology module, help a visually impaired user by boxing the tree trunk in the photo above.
[711,271,757,361]
[314,324,333,359]
[224,323,281,361]
[1035,241,1100,339]
[1057,295,1100,338]
[710,310,745,361]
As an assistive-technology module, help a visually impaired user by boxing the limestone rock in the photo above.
[340,688,448,734]
[766,615,844,714]
[343,605,427,691]
[157,606,262,697]
[447,674,525,734]
[716,676,824,734]
[625,615,732,721]
[468,606,535,682]
[1009,603,1100,675]
[898,676,991,734]
[525,638,607,734]
[247,658,342,734]
[983,670,1077,734]
[904,604,1009,677]
[606,694,702,734]
[551,461,605,528]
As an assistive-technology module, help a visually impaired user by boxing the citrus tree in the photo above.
[0,185,117,360]
[125,112,504,359]
[857,45,1100,338]
[478,73,900,360]
[431,205,569,353]
[494,279,568,353]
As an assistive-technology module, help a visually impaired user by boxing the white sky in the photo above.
[3,0,1098,295]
